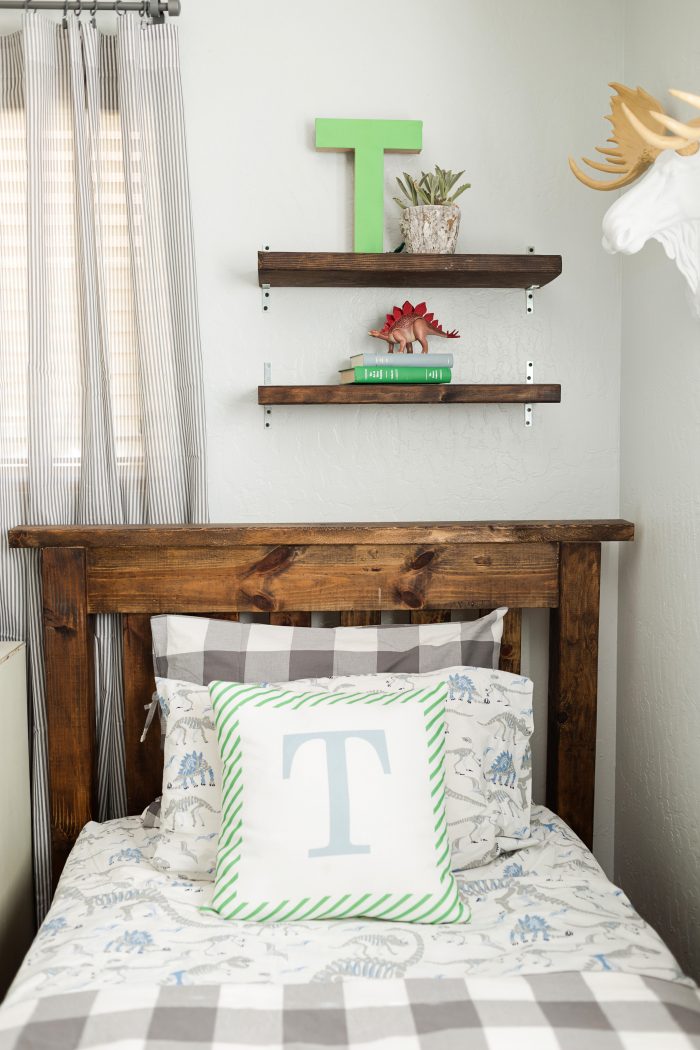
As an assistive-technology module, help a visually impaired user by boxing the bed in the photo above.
[2,519,700,1049]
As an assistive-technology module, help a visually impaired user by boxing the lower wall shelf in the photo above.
[258,384,562,406]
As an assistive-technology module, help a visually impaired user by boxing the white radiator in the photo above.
[0,642,33,1000]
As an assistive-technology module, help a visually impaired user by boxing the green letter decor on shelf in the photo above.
[316,118,422,253]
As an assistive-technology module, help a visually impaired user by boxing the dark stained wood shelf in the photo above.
[258,383,561,406]
[258,252,562,289]
[8,520,635,548]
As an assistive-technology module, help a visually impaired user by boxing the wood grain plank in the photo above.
[547,542,601,848]
[42,547,95,890]
[269,612,312,627]
[410,611,451,624]
[340,611,381,626]
[8,521,636,549]
[123,615,161,815]
[85,543,560,613]
[258,384,561,406]
[257,251,563,289]
[499,609,523,676]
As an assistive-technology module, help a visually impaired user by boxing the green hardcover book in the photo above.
[339,366,452,384]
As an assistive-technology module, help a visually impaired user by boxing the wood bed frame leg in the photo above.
[499,609,522,676]
[42,546,95,890]
[547,542,601,850]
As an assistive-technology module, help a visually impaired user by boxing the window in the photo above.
[0,48,144,477]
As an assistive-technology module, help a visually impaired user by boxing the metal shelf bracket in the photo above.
[525,248,536,423]
[525,246,537,315]
[263,363,272,429]
[261,243,271,312]
[525,360,534,428]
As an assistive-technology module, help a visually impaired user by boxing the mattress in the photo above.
[6,804,688,1005]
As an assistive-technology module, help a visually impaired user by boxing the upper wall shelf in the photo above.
[258,384,561,406]
[257,252,563,289]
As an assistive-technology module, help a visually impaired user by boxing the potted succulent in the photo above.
[394,166,471,254]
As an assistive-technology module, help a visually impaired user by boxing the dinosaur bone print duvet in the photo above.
[6,806,689,1005]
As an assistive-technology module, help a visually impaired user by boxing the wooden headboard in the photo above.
[9,519,634,891]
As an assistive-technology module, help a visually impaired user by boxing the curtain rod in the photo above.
[0,0,180,15]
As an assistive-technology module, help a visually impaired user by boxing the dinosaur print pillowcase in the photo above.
[150,677,221,880]
[151,667,534,880]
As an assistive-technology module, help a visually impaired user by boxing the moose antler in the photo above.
[640,89,700,146]
[569,83,698,191]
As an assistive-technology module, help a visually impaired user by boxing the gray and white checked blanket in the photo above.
[1,973,699,1049]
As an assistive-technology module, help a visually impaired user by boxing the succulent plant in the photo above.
[393,165,471,210]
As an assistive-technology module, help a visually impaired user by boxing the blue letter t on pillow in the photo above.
[282,728,392,858]
[203,681,470,925]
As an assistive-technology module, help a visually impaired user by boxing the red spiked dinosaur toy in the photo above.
[368,301,460,354]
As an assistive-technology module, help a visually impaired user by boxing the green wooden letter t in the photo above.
[316,118,422,253]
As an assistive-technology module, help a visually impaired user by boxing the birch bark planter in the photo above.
[400,204,461,254]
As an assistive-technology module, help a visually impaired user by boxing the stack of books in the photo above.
[339,352,453,385]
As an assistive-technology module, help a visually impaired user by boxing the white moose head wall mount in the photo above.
[570,83,700,317]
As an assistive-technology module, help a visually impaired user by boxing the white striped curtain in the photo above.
[0,13,208,920]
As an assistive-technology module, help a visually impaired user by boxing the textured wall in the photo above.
[617,0,700,980]
[176,0,624,870]
[0,1,625,872]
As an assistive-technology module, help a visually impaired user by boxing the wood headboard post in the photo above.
[8,520,634,893]
[41,547,96,889]
[123,614,161,817]
[547,542,601,847]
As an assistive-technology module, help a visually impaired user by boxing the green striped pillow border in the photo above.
[201,680,470,925]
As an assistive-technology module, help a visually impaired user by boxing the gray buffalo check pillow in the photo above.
[151,609,506,683]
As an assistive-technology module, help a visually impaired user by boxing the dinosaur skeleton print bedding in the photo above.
[5,806,688,1002]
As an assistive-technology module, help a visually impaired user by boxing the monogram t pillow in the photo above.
[202,680,470,925]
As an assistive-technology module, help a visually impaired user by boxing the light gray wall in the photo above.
[617,0,700,981]
[0,1,626,873]
[177,0,625,872]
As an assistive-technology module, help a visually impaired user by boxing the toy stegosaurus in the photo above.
[369,301,460,354]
